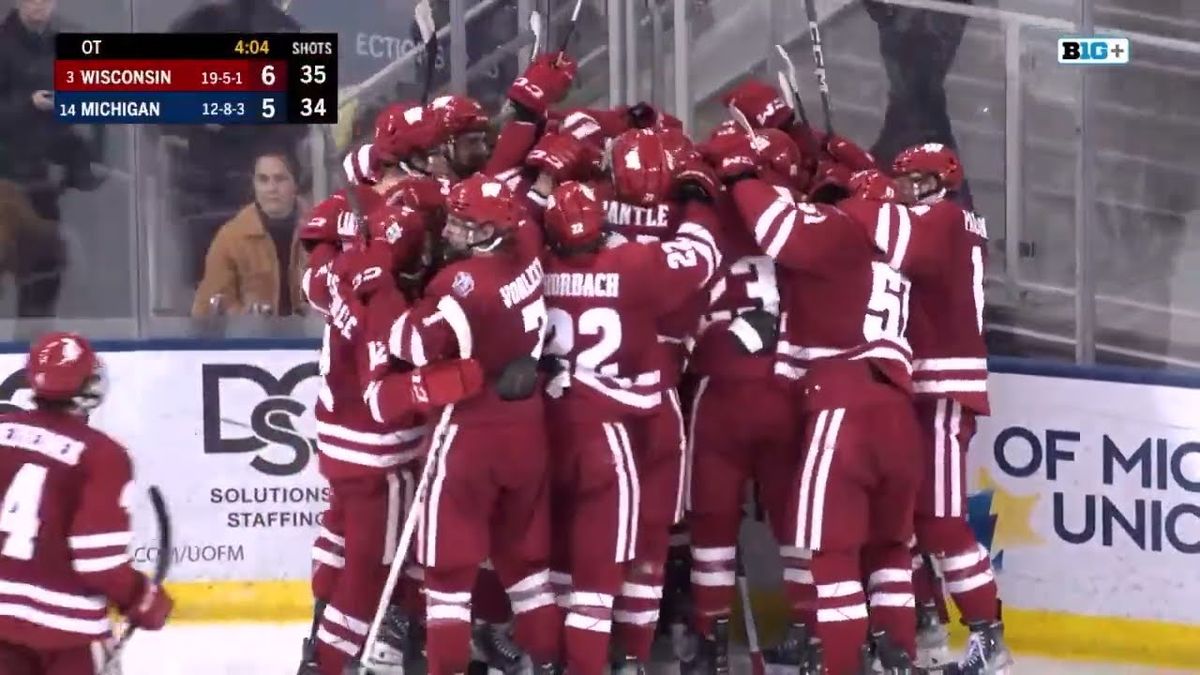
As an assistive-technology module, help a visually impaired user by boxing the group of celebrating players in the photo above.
[0,42,1008,675]
[293,43,1008,675]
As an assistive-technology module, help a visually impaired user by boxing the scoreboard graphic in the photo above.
[54,33,338,125]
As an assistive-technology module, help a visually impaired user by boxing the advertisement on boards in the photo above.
[970,372,1200,624]
[0,348,326,582]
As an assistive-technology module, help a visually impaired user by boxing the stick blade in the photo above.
[415,0,436,44]
[776,71,793,101]
[727,103,755,136]
[147,486,172,582]
[570,0,584,22]
[529,10,542,54]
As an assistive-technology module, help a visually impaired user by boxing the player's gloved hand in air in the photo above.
[127,576,174,630]
[526,132,600,182]
[820,132,876,172]
[508,52,579,116]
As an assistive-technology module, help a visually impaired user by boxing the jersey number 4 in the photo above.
[0,464,48,560]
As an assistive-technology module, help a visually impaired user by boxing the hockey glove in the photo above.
[526,133,600,182]
[729,309,779,355]
[126,576,173,631]
[344,143,382,186]
[508,53,579,116]
[392,175,449,215]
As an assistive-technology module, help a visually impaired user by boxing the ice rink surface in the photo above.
[122,622,1200,675]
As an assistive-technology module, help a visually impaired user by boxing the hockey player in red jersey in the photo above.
[385,174,560,675]
[593,128,725,668]
[0,333,173,674]
[887,143,1011,674]
[706,129,924,674]
[301,204,486,675]
[683,126,811,673]
[540,181,722,675]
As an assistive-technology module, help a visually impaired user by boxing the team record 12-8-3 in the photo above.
[52,32,339,125]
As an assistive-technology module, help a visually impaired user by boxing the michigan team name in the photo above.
[78,69,172,85]
[500,258,544,308]
[543,272,620,298]
[81,100,161,117]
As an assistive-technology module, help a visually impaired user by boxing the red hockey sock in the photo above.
[424,567,477,675]
[809,551,868,675]
[940,544,999,624]
[688,512,741,637]
[863,545,917,659]
[780,545,817,629]
[472,566,513,623]
[912,552,950,623]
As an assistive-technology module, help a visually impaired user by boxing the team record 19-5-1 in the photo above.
[52,32,338,125]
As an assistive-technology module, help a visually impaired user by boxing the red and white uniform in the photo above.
[0,410,141,654]
[685,197,800,638]
[730,178,924,673]
[542,216,720,675]
[882,199,998,625]
[386,216,559,675]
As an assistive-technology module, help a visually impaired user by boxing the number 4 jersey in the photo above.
[0,409,147,649]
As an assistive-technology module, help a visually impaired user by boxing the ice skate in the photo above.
[610,655,648,675]
[915,602,952,671]
[679,616,731,675]
[469,620,529,675]
[762,621,808,675]
[377,606,426,674]
[957,621,1013,675]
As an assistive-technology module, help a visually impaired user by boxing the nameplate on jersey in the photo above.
[604,200,671,230]
[500,258,544,308]
[544,272,620,298]
[0,423,87,466]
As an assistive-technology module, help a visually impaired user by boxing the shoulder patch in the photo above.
[451,270,475,298]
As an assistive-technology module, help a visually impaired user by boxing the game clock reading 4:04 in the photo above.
[52,33,337,125]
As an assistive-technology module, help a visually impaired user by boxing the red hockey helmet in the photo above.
[374,103,447,162]
[299,188,386,249]
[849,169,901,203]
[610,128,675,207]
[755,129,809,189]
[26,332,106,411]
[891,142,964,192]
[544,181,606,255]
[444,174,524,255]
[722,78,793,130]
[366,204,430,273]
[429,95,489,137]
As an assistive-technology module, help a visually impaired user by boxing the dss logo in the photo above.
[201,362,319,477]
[0,369,32,414]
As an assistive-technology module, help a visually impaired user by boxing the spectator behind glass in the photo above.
[863,0,974,208]
[192,150,309,318]
[0,0,102,317]
[165,0,308,287]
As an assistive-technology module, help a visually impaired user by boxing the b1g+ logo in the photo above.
[201,362,319,477]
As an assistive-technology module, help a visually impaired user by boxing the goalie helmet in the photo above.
[891,142,963,193]
[27,332,107,413]
[610,128,676,207]
[443,174,523,256]
[544,181,606,255]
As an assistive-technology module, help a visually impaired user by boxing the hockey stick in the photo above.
[101,487,172,674]
[554,0,585,64]
[415,0,438,105]
[774,45,811,129]
[736,488,765,675]
[529,9,543,63]
[802,0,835,138]
[728,104,759,141]
[359,402,457,672]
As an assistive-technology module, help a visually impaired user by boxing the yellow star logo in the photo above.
[976,468,1043,550]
